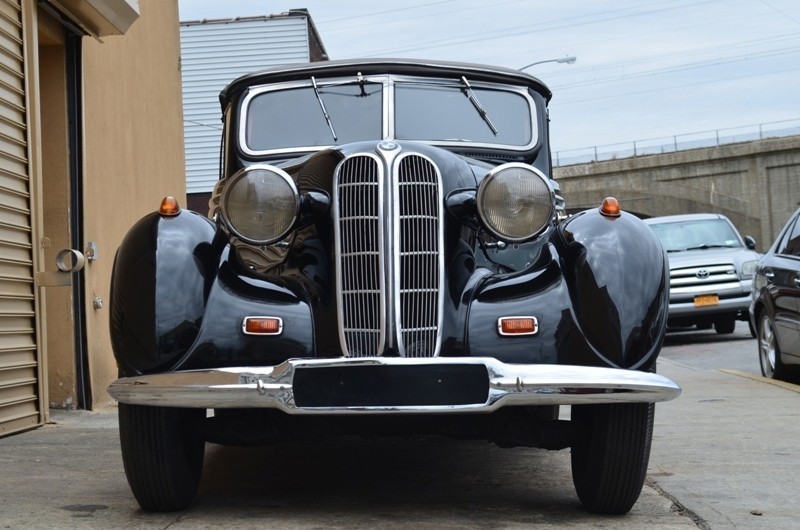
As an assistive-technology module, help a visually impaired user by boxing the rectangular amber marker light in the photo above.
[243,316,283,335]
[498,316,539,336]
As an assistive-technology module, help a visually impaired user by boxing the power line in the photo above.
[553,45,800,90]
[541,32,800,82]
[550,62,800,106]
[336,0,717,57]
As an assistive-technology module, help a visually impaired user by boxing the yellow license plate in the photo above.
[694,294,720,307]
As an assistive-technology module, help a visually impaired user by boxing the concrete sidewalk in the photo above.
[0,358,797,528]
[649,358,800,529]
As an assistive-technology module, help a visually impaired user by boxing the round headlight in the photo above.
[476,164,555,241]
[220,165,299,245]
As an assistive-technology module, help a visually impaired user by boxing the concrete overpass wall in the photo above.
[554,135,800,252]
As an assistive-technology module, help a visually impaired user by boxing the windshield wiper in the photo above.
[311,76,337,141]
[460,76,498,136]
[685,244,737,251]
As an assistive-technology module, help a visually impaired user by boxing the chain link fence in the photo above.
[553,118,800,167]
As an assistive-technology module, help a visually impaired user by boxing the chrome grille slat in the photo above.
[395,154,443,358]
[669,263,737,289]
[335,154,384,358]
[335,150,443,359]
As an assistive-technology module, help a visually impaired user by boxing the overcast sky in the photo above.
[177,0,800,155]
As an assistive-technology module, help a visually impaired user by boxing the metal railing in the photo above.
[553,118,800,167]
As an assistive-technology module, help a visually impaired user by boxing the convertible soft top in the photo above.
[219,57,553,109]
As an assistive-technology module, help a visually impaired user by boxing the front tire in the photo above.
[757,313,799,383]
[714,317,736,334]
[118,403,206,512]
[570,403,654,514]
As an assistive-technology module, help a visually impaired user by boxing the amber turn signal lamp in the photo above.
[497,316,539,336]
[599,196,621,218]
[158,196,181,216]
[243,316,283,335]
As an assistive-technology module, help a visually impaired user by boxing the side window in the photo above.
[778,216,800,256]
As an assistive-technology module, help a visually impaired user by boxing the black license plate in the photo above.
[293,364,489,408]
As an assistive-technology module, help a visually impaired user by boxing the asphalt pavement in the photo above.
[1,353,798,529]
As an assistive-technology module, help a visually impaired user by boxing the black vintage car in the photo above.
[107,59,680,514]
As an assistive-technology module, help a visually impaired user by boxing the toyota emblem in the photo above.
[696,269,710,279]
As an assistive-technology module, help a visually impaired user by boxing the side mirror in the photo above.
[744,235,757,250]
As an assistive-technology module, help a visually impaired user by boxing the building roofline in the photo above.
[180,9,329,63]
[180,9,301,26]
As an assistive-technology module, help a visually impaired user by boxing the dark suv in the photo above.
[107,59,679,514]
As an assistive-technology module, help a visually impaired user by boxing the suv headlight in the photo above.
[220,165,300,245]
[476,164,554,242]
[741,260,757,279]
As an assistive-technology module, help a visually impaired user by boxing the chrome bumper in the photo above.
[107,357,681,414]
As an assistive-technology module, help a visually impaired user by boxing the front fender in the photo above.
[110,209,219,375]
[553,209,668,369]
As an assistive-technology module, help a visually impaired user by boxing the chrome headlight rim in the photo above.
[219,164,300,246]
[476,163,555,243]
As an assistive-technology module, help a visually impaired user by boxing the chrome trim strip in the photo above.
[384,79,393,141]
[670,282,742,296]
[376,144,402,353]
[108,358,681,412]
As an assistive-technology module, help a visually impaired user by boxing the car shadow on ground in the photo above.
[193,437,590,522]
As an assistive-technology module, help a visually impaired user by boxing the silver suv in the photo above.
[645,213,759,334]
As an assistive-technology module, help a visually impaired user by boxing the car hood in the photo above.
[666,247,760,270]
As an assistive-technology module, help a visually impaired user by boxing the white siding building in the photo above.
[180,9,328,211]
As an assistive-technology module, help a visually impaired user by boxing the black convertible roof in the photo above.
[219,57,552,109]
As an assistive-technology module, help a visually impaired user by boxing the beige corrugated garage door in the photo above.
[0,0,41,437]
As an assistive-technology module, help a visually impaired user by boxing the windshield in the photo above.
[394,83,532,146]
[245,82,383,150]
[649,219,742,252]
[240,75,536,155]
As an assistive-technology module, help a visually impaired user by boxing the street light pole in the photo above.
[519,56,577,71]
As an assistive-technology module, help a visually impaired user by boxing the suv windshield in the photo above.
[649,218,742,252]
[241,76,535,155]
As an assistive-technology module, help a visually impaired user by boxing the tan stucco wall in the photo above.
[81,0,185,408]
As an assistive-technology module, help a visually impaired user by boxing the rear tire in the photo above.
[570,403,654,514]
[118,403,206,512]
